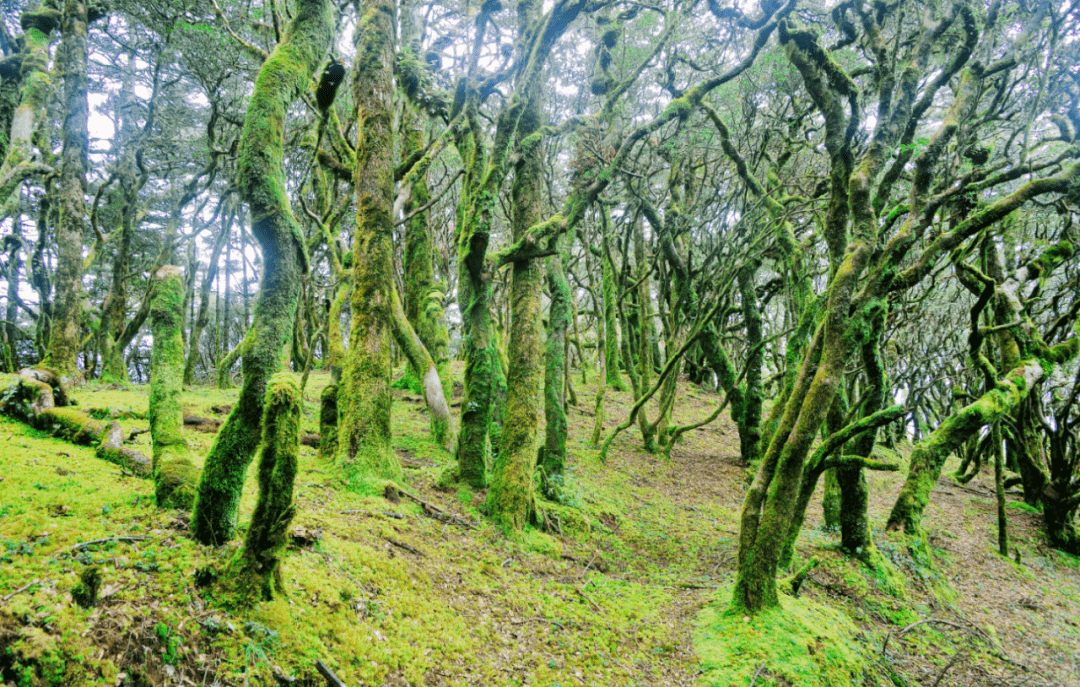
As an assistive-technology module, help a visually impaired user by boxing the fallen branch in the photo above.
[395,487,477,529]
[71,536,147,552]
[511,617,565,629]
[182,415,222,432]
[575,587,603,614]
[383,536,424,556]
[749,662,767,687]
[1,581,41,602]
[315,659,348,687]
[339,509,404,519]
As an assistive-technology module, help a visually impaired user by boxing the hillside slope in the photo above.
[1,368,1078,686]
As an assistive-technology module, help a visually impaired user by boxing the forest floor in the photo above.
[0,365,1078,686]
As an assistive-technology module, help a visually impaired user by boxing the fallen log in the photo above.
[182,415,222,432]
[1,368,151,476]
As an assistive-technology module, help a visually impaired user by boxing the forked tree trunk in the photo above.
[488,11,545,531]
[190,0,334,545]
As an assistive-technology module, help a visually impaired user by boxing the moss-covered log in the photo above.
[231,374,302,602]
[335,0,401,485]
[0,368,151,475]
[148,266,198,510]
[190,0,334,545]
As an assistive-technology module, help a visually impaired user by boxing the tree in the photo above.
[191,0,335,545]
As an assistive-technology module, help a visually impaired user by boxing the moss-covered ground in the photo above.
[1,367,1078,686]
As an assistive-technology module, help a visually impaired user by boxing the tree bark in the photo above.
[539,241,570,499]
[488,2,545,531]
[233,373,302,602]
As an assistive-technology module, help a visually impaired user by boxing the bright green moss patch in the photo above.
[696,585,874,686]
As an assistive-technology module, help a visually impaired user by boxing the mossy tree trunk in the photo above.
[837,307,887,557]
[539,238,571,499]
[886,359,1049,533]
[335,0,401,485]
[43,0,91,380]
[736,261,764,465]
[388,285,456,453]
[887,246,1080,533]
[732,13,972,614]
[148,266,198,509]
[0,7,57,207]
[190,0,334,545]
[233,374,302,602]
[599,210,625,392]
[451,0,587,491]
[488,6,546,532]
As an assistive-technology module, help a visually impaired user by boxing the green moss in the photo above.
[335,0,401,487]
[696,585,874,686]
[317,383,338,460]
[522,528,562,557]
[664,97,693,121]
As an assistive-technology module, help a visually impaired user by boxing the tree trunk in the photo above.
[389,285,455,453]
[0,7,56,206]
[148,266,198,509]
[887,359,1047,533]
[540,241,570,498]
[599,210,624,391]
[43,0,91,379]
[488,17,545,532]
[335,0,400,484]
[736,261,764,464]
[190,0,334,545]
[184,208,233,385]
[233,373,302,602]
